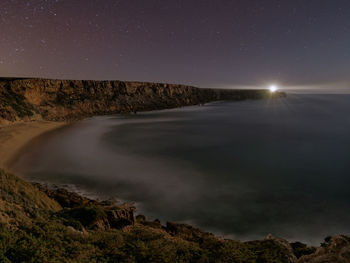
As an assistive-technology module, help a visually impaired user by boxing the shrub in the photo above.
[59,205,107,228]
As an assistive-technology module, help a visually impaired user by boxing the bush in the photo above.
[59,205,107,228]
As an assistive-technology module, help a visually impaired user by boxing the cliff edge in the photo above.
[0,78,285,123]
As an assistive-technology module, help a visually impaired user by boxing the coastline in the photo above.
[0,103,348,261]
[0,121,67,171]
[0,119,348,263]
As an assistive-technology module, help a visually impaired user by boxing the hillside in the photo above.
[0,169,320,263]
[1,169,349,262]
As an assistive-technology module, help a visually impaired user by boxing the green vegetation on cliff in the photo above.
[0,222,296,263]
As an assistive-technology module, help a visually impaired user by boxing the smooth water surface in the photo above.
[13,94,350,244]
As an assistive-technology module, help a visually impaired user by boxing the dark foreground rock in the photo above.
[35,184,136,231]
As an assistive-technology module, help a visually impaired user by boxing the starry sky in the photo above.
[1,0,350,89]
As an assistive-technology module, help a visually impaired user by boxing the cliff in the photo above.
[0,78,285,123]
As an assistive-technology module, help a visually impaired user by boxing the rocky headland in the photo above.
[1,78,349,262]
[0,78,284,123]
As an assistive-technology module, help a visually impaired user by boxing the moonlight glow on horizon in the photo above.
[269,85,278,93]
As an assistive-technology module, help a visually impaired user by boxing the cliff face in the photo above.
[0,78,285,123]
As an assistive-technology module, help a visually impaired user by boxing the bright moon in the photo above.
[269,85,278,93]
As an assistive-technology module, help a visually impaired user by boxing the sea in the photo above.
[12,93,350,245]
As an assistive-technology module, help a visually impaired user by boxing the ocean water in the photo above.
[12,94,350,244]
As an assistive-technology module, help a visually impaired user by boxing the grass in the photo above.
[0,222,294,263]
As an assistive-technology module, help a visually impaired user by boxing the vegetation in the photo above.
[290,242,316,258]
[59,205,107,229]
[0,221,294,263]
[0,169,301,262]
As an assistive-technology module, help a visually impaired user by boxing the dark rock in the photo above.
[290,241,316,259]
[105,205,135,229]
[35,184,135,231]
[165,222,214,243]
[264,234,298,263]
[33,183,96,208]
[298,236,350,263]
[140,218,163,229]
[136,214,146,223]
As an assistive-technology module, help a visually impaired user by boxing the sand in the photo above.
[0,121,66,171]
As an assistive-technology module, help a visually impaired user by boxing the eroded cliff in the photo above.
[0,78,285,123]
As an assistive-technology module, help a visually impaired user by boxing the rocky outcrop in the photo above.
[165,222,215,243]
[35,184,135,231]
[0,78,285,123]
[291,242,317,259]
[34,183,100,208]
[265,234,299,263]
[298,236,350,263]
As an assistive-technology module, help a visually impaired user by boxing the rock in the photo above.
[60,204,135,231]
[33,184,96,208]
[136,214,146,223]
[66,226,88,236]
[35,184,136,231]
[105,205,135,229]
[139,220,162,229]
[298,236,350,263]
[290,241,317,259]
[265,234,298,263]
[165,222,214,242]
[0,78,286,123]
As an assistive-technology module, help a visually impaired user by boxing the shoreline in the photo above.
[0,101,219,174]
[1,108,348,261]
[0,121,67,172]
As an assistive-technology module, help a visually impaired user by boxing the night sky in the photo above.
[1,0,350,89]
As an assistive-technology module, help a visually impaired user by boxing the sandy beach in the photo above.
[0,121,66,171]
